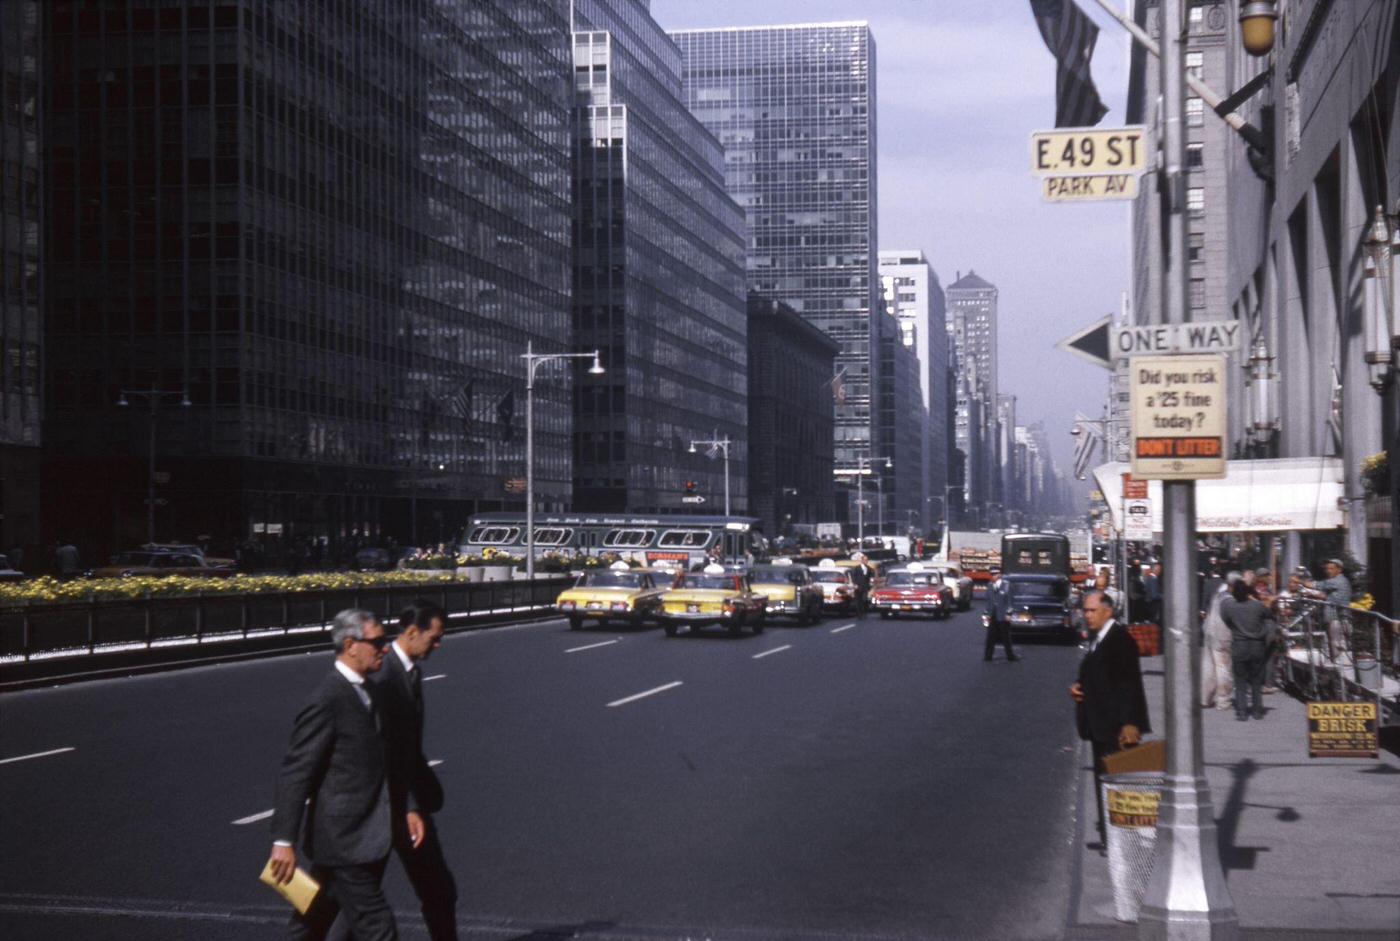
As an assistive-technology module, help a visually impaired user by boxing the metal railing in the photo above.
[1277,597,1397,721]
[0,576,572,665]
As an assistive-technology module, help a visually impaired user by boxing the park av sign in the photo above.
[1130,354,1227,480]
[1030,126,1146,203]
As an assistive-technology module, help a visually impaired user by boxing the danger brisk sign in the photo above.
[1130,354,1227,480]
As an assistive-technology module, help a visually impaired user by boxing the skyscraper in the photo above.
[42,0,575,557]
[879,250,949,531]
[947,270,999,524]
[0,0,42,553]
[669,22,879,480]
[570,0,748,514]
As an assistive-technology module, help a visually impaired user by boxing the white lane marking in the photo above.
[231,809,274,826]
[752,645,792,660]
[607,681,683,708]
[428,759,444,768]
[423,674,447,682]
[565,639,619,654]
[830,623,856,633]
[0,747,75,766]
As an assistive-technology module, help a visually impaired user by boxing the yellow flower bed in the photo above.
[0,570,464,605]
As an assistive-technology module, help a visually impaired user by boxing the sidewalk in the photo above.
[1068,653,1400,939]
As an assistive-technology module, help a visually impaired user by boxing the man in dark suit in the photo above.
[1069,589,1151,847]
[268,609,400,941]
[983,566,1019,662]
[371,601,458,940]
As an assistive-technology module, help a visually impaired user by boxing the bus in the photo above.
[1000,532,1072,578]
[458,513,767,569]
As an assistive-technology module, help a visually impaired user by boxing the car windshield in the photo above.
[582,572,644,588]
[1009,580,1067,600]
[885,573,939,587]
[678,575,736,590]
[114,552,158,566]
[751,568,804,584]
[811,571,849,583]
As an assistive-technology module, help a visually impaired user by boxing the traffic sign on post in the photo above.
[1130,353,1227,480]
[1031,126,1146,203]
[1114,320,1242,356]
[1055,317,1114,370]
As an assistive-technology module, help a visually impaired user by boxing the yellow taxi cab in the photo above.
[659,564,768,637]
[748,558,824,624]
[556,561,667,631]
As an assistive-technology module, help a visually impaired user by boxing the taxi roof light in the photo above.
[609,560,630,571]
[703,563,726,575]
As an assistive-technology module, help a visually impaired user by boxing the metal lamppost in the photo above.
[522,342,603,579]
[845,454,892,545]
[688,433,732,516]
[117,387,191,545]
[1137,0,1239,937]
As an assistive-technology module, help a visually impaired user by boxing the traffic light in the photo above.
[684,480,698,493]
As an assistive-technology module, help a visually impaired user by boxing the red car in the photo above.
[869,566,955,620]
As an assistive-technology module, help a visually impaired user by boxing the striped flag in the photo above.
[1030,0,1109,128]
[830,367,847,406]
[447,381,474,425]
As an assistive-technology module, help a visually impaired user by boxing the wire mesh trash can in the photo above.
[1102,771,1164,923]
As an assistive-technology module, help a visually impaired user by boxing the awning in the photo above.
[1093,457,1345,534]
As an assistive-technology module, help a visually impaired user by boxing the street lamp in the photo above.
[522,341,603,579]
[837,454,892,544]
[117,387,192,545]
[687,433,732,516]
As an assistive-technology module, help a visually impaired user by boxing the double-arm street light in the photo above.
[688,433,732,516]
[523,341,603,579]
[117,387,191,545]
[837,454,892,544]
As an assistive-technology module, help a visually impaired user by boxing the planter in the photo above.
[481,564,512,582]
[463,566,485,583]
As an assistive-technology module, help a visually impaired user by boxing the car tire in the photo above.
[752,615,764,635]
[879,611,891,620]
[568,616,583,631]
[663,623,678,637]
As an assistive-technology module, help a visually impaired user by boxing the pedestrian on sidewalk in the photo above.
[1220,578,1276,720]
[1303,559,1351,659]
[1070,590,1150,847]
[1200,571,1237,710]
[983,566,1019,662]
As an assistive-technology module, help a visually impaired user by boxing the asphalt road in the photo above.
[0,606,1088,941]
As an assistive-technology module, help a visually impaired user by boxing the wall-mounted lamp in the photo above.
[1247,335,1280,442]
[1239,1,1278,57]
[1363,205,1394,392]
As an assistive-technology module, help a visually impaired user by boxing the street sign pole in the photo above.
[1137,1,1237,938]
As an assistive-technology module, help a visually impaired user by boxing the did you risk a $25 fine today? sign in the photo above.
[1130,354,1227,480]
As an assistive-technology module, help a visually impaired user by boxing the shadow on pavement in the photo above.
[503,920,617,940]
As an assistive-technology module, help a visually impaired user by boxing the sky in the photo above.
[650,0,1134,486]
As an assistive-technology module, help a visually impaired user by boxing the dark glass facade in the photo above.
[0,0,43,554]
[875,306,924,537]
[746,295,837,537]
[42,0,573,559]
[571,1,748,514]
[668,23,879,472]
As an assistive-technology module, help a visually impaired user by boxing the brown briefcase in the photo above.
[1102,738,1166,774]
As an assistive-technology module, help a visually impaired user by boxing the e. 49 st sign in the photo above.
[1031,126,1146,203]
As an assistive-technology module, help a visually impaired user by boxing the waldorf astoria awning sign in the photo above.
[1130,354,1227,480]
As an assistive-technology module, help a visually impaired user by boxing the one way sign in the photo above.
[1055,316,1113,371]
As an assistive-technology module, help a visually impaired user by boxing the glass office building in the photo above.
[669,22,879,473]
[0,0,43,553]
[41,0,573,559]
[571,0,748,513]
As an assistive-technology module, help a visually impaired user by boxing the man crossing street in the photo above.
[983,566,1019,662]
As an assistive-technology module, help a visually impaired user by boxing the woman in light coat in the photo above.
[1199,571,1237,709]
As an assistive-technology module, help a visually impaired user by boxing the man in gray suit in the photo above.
[268,609,400,941]
[983,566,1020,662]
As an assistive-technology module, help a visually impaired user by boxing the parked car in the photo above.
[556,564,667,630]
[869,563,955,619]
[658,565,768,637]
[0,554,25,582]
[810,559,861,614]
[141,543,237,572]
[353,547,393,571]
[748,560,824,624]
[89,550,236,579]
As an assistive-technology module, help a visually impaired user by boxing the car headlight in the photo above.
[610,601,629,612]
[559,600,576,610]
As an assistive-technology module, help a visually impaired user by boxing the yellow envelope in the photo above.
[259,859,321,915]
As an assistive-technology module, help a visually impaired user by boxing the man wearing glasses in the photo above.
[268,609,403,940]
[1069,589,1151,850]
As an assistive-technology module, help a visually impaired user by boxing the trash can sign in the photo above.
[1107,788,1160,828]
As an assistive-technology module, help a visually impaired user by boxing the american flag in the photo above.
[830,367,847,406]
[1030,0,1109,128]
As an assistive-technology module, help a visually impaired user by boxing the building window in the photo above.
[1189,278,1206,310]
[1186,52,1204,78]
[1187,143,1204,169]
[1188,232,1205,264]
[1187,98,1204,126]
[1188,4,1204,26]
[1187,187,1205,213]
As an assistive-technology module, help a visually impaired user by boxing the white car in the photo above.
[926,562,974,611]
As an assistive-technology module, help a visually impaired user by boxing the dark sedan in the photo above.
[1002,574,1074,640]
